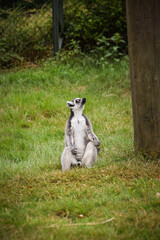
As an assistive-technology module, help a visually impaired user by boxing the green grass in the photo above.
[0,58,160,240]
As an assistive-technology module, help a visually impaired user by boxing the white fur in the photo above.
[61,98,100,171]
[71,111,87,160]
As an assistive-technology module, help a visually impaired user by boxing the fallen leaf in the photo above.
[78,214,84,218]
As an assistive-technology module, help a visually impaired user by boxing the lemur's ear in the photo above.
[82,98,86,105]
[67,101,75,108]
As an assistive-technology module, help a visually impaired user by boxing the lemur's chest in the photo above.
[71,116,86,133]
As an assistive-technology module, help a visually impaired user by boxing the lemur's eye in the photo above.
[76,99,81,103]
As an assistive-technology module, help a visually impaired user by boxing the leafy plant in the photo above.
[90,33,126,67]
[64,0,127,51]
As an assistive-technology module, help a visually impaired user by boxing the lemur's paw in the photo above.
[92,136,101,147]
[95,140,101,147]
[71,146,77,155]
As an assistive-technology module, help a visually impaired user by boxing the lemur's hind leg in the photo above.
[82,142,97,168]
[61,147,77,171]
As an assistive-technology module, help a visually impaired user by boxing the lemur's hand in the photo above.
[93,136,101,147]
[87,133,100,147]
[71,146,77,155]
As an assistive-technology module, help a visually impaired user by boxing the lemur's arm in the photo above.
[83,114,101,147]
[65,120,77,154]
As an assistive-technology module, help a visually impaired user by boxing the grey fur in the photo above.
[61,98,100,171]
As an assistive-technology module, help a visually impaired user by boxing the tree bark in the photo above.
[126,0,160,155]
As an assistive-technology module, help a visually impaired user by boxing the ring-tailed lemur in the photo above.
[61,97,100,171]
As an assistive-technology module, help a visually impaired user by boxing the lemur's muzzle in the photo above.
[67,101,75,108]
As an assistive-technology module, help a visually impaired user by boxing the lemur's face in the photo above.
[67,98,86,111]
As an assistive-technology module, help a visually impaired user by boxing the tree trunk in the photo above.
[126,0,160,155]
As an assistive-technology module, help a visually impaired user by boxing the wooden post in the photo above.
[52,0,59,55]
[126,0,160,155]
[52,0,63,56]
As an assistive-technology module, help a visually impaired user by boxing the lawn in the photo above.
[0,58,160,240]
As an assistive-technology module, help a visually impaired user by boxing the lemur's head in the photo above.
[67,98,86,111]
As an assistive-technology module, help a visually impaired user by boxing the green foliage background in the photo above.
[0,0,127,68]
[64,0,127,51]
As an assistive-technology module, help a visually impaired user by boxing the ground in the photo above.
[0,58,160,240]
